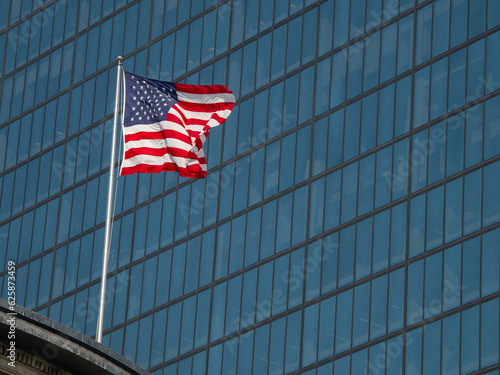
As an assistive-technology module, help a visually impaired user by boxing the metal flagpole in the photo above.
[96,56,123,343]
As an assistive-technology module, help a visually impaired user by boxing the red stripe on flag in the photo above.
[175,83,233,95]
[121,162,207,178]
[124,146,199,160]
[209,112,228,125]
[166,111,207,127]
[177,100,235,113]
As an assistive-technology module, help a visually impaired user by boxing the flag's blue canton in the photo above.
[123,72,179,127]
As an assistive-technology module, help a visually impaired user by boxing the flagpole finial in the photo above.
[117,56,123,64]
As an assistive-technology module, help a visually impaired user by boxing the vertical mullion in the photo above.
[176,293,186,369]
[47,4,57,100]
[439,247,445,375]
[403,5,419,370]
[188,298,198,374]
[420,257,427,372]
[384,272,391,374]
[281,290,289,374]
[298,4,319,366]
[145,0,153,78]
[132,5,140,62]
[204,2,235,371]
[120,265,133,353]
[266,260,275,374]
[2,0,12,69]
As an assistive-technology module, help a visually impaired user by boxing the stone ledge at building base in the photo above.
[0,299,150,375]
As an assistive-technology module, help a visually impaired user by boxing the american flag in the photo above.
[120,71,235,178]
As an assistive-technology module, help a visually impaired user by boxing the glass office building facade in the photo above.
[1,0,500,374]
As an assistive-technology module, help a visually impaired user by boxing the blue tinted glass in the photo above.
[415,4,432,65]
[375,146,392,208]
[426,186,444,250]
[413,67,430,127]
[333,0,348,47]
[482,229,500,296]
[423,321,441,373]
[309,179,325,238]
[446,115,465,177]
[302,8,317,64]
[276,193,292,252]
[328,110,344,168]
[461,306,480,373]
[288,248,305,309]
[318,1,334,56]
[424,253,443,319]
[450,0,467,47]
[341,162,358,223]
[0,77,13,123]
[481,299,500,366]
[462,237,480,303]
[364,31,380,91]
[358,155,375,216]
[272,254,289,315]
[469,0,486,38]
[347,41,363,99]
[373,210,390,272]
[361,93,377,152]
[318,297,335,359]
[483,161,500,226]
[237,331,254,374]
[405,328,423,374]
[339,226,355,287]
[292,186,308,245]
[253,325,270,374]
[286,17,302,73]
[356,218,372,279]
[165,302,181,360]
[398,15,414,73]
[432,0,450,57]
[442,245,461,312]
[378,84,395,144]
[256,262,273,322]
[331,52,347,107]
[430,58,449,120]
[260,201,276,260]
[441,313,460,373]
[390,202,406,265]
[302,304,319,366]
[240,269,257,329]
[380,22,398,82]
[344,101,361,160]
[195,290,210,347]
[407,260,424,324]
[371,275,388,339]
[245,208,261,266]
[335,290,353,353]
[224,276,241,335]
[465,104,483,168]
[353,283,370,346]
[428,122,446,184]
[445,178,463,243]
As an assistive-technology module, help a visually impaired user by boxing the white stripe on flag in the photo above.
[171,105,233,122]
[124,137,193,152]
[123,121,189,136]
[176,91,235,104]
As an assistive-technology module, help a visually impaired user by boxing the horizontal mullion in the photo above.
[26,174,500,344]
[149,266,500,373]
[1,88,499,287]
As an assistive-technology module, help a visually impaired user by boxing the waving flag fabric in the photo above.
[120,72,235,178]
